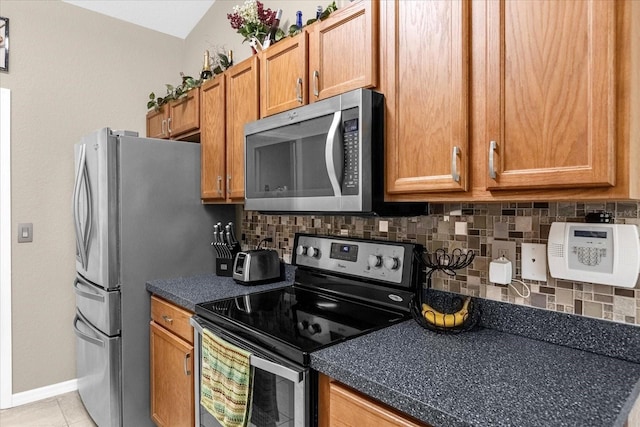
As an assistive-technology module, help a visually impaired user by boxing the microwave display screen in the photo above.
[330,243,358,262]
[344,118,359,133]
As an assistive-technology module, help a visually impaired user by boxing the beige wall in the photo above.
[0,0,183,393]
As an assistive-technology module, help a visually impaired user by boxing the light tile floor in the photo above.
[0,391,96,427]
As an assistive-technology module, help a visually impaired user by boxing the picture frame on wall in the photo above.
[0,17,8,72]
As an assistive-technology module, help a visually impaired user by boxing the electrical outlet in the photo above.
[268,225,276,246]
[491,240,516,278]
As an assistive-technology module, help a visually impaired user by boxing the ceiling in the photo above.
[63,0,216,39]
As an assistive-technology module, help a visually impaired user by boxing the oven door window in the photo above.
[192,318,309,427]
[200,366,298,427]
[246,114,338,200]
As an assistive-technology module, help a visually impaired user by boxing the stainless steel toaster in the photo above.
[232,249,283,285]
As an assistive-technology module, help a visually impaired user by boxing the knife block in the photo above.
[215,247,240,276]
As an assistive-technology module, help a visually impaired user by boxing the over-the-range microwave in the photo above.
[243,89,427,216]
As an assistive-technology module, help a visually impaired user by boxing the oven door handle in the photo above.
[190,317,303,383]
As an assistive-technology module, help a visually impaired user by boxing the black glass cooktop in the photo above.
[195,285,410,366]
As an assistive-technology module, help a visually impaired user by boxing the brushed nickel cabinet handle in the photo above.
[217,176,223,196]
[161,315,173,324]
[167,117,172,134]
[451,146,461,182]
[296,78,303,103]
[313,70,319,97]
[227,175,231,197]
[161,119,166,136]
[489,140,498,179]
[184,353,191,376]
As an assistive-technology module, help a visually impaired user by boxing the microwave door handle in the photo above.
[325,111,343,196]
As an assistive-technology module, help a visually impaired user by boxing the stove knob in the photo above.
[307,323,322,335]
[297,320,309,331]
[307,246,319,258]
[383,256,400,270]
[368,254,383,268]
[296,245,308,256]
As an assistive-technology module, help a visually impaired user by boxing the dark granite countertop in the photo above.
[146,264,296,312]
[146,272,640,427]
[311,320,640,427]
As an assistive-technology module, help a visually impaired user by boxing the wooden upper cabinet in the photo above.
[146,105,169,139]
[485,0,616,190]
[382,0,470,195]
[146,88,200,140]
[167,87,200,138]
[260,32,308,117]
[308,0,379,102]
[226,56,260,203]
[200,76,227,201]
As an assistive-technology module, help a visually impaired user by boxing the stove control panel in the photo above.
[294,234,412,284]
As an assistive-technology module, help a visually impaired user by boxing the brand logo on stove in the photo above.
[336,263,347,269]
[388,294,403,302]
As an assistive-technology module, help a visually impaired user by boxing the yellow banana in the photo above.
[421,297,471,328]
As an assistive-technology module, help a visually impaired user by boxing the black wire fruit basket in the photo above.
[411,248,480,334]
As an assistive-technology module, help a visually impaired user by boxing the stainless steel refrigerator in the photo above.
[72,128,234,427]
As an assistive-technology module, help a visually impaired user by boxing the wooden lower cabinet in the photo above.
[150,296,194,427]
[319,374,431,427]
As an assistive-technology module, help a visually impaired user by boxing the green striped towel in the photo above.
[201,328,254,427]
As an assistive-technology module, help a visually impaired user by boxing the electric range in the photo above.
[194,233,423,366]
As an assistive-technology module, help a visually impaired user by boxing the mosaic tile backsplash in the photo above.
[240,201,640,326]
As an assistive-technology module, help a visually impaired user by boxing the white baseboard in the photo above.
[9,379,78,408]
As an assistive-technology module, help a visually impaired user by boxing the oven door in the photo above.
[190,316,310,427]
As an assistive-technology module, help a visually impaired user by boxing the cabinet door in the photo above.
[260,33,308,117]
[322,375,429,427]
[150,321,194,427]
[308,0,378,102]
[168,87,200,138]
[485,0,615,190]
[226,56,260,202]
[382,0,470,195]
[146,106,169,139]
[201,77,227,201]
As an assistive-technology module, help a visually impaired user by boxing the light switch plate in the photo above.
[18,223,33,243]
[521,243,547,281]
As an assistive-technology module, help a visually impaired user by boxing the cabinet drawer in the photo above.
[329,381,428,427]
[151,295,193,344]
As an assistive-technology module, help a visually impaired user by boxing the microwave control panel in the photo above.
[342,108,359,195]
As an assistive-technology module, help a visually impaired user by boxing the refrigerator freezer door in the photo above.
[74,310,122,427]
[73,128,119,290]
[74,274,121,336]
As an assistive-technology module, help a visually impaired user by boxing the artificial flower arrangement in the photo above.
[227,0,338,49]
[227,0,281,45]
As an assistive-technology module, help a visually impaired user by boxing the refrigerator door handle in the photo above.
[73,312,106,348]
[73,145,86,268]
[74,277,105,302]
[72,144,92,270]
